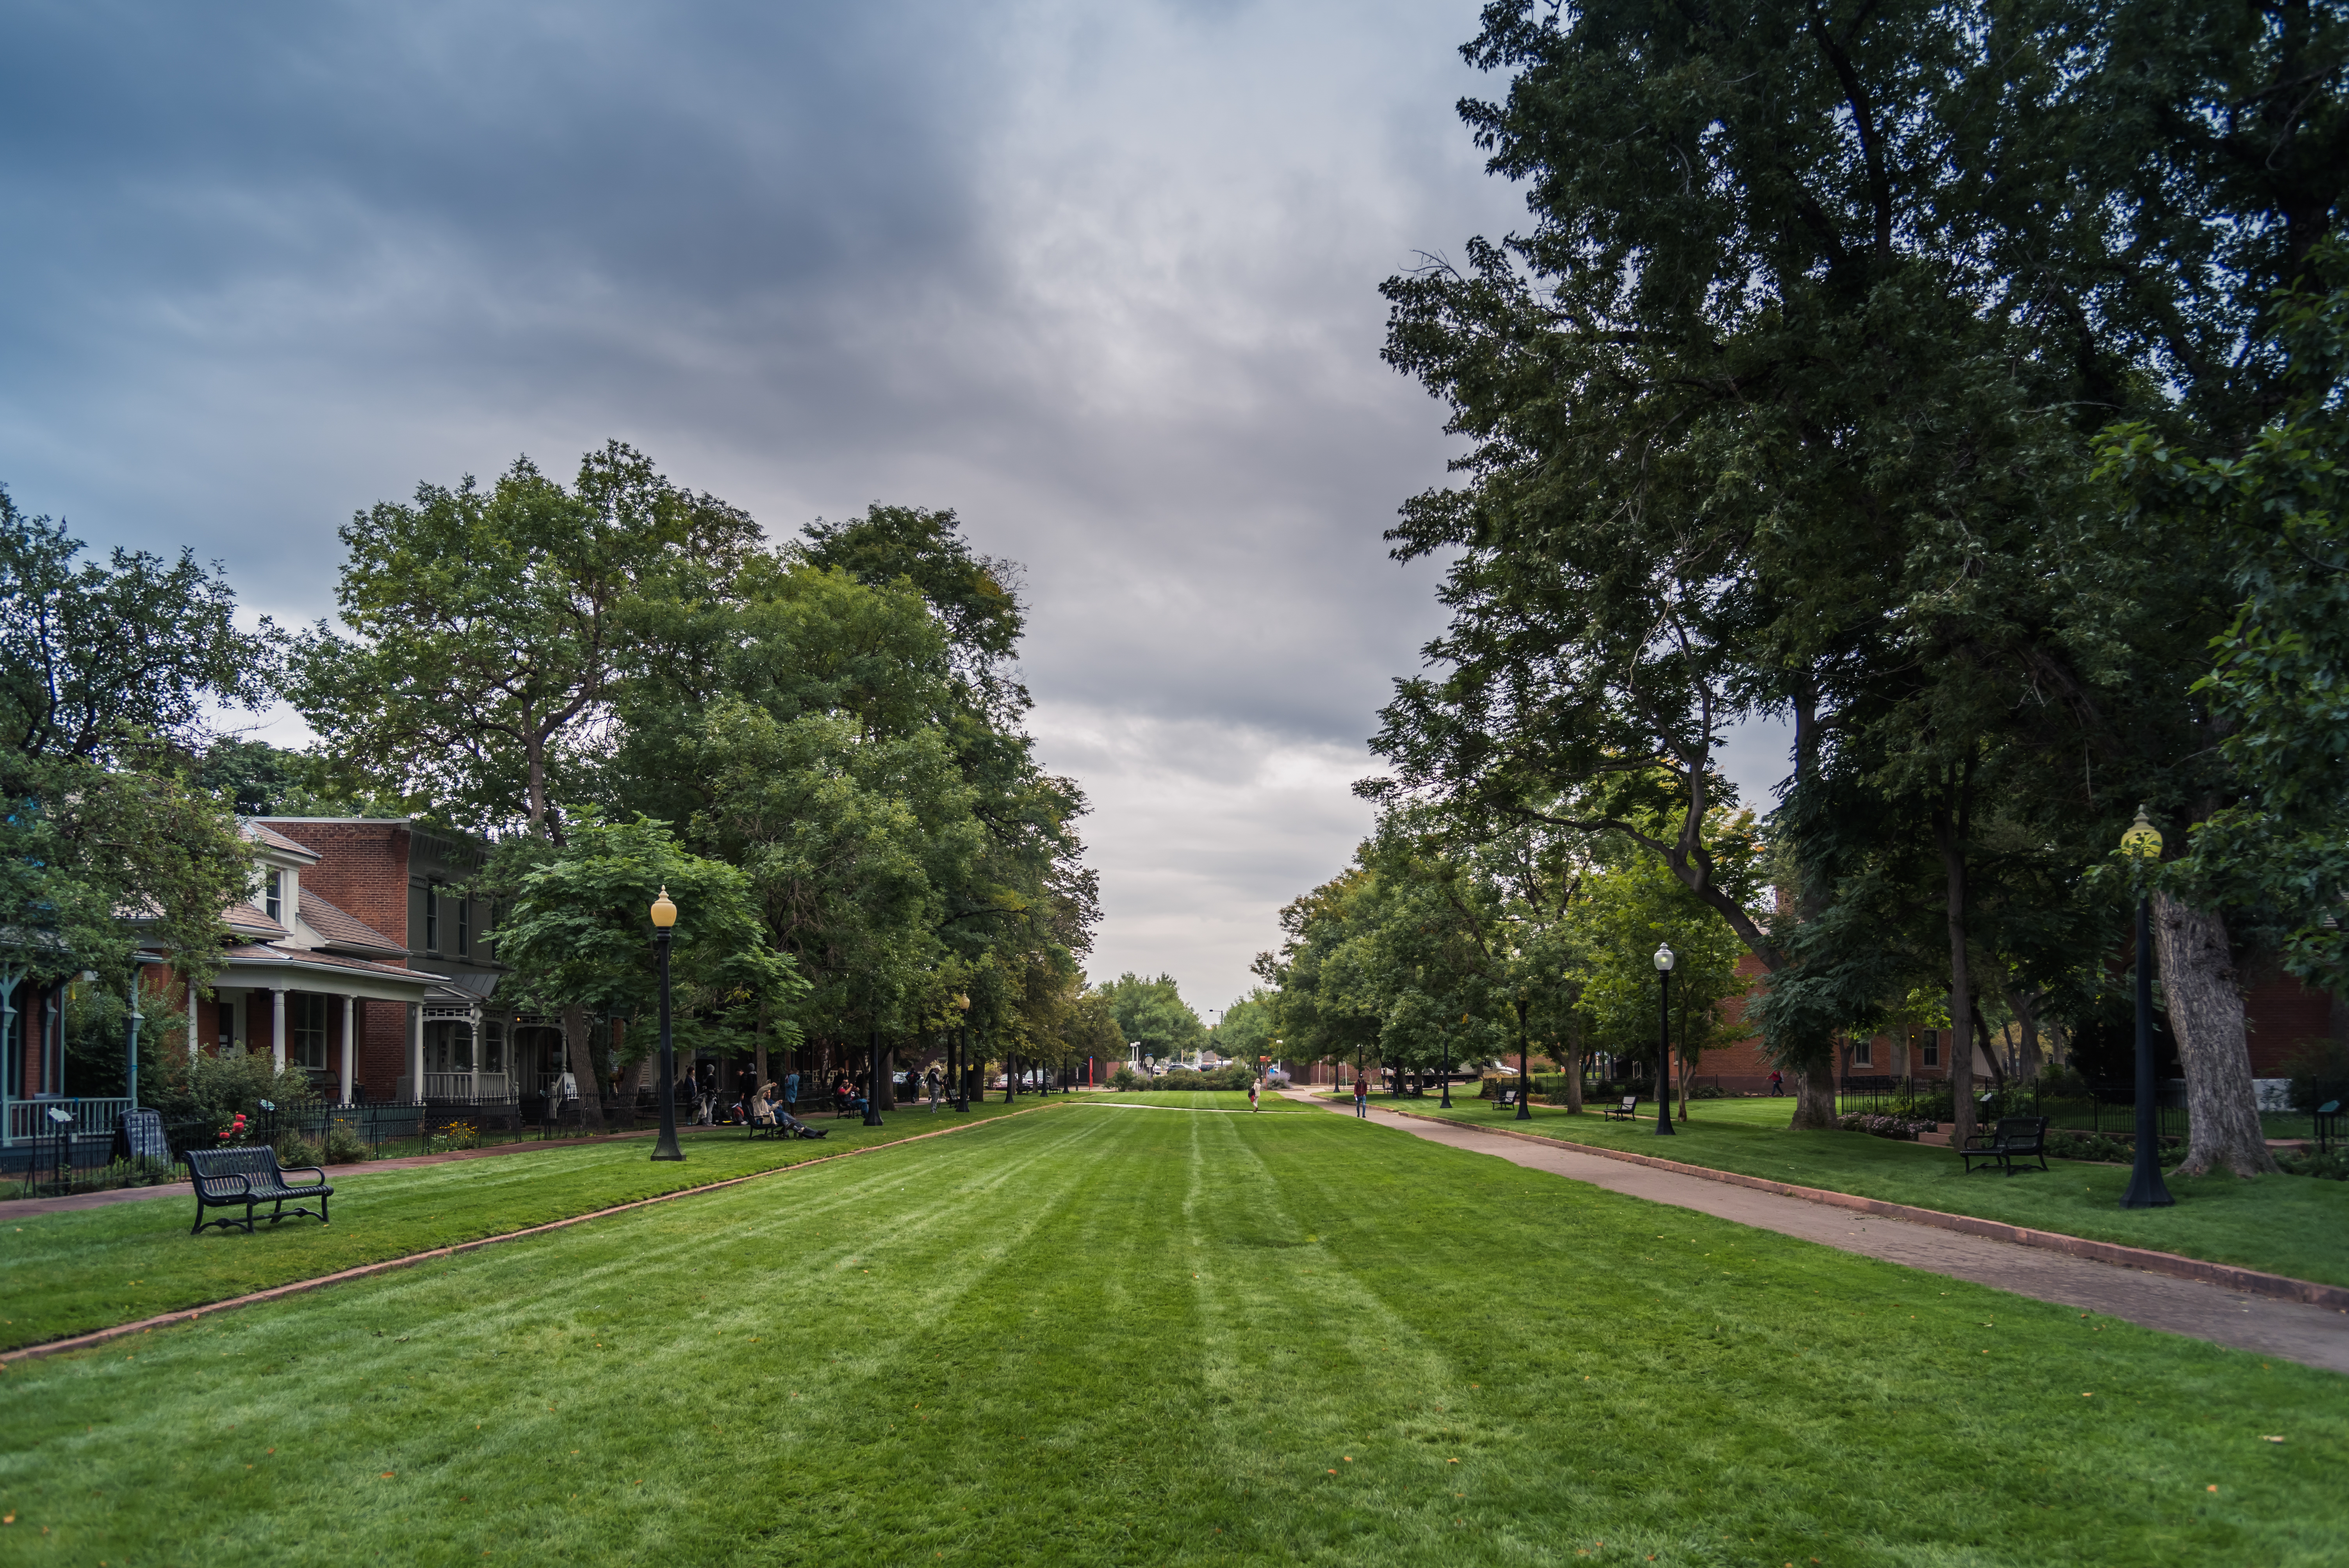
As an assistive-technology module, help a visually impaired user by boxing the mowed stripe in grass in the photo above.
[1392,1095,2349,1288]
[3,1107,2341,1567]
[0,1099,1038,1354]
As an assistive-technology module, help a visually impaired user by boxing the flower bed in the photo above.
[1836,1112,1937,1140]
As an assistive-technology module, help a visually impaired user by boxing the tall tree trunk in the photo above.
[1791,1056,1836,1128]
[1777,677,1840,1131]
[562,1003,603,1132]
[2153,892,2279,1177]
[1935,779,1978,1152]
[1563,1011,1585,1114]
[2005,984,2044,1081]
[1971,1005,2006,1095]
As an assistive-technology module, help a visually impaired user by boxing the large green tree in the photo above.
[1098,973,1207,1066]
[1370,0,2346,1156]
[0,488,271,991]
[488,814,805,1128]
[296,442,759,839]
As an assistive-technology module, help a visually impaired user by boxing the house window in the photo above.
[1854,1038,1873,1067]
[265,871,282,922]
[425,883,441,952]
[456,896,469,957]
[1922,1032,1941,1068]
[292,994,329,1075]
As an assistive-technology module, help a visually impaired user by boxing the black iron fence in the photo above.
[6,1083,699,1199]
[1836,1074,2191,1142]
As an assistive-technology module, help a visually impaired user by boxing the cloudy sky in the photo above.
[1,1,1783,1014]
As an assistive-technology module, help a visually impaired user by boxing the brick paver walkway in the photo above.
[1285,1089,2349,1374]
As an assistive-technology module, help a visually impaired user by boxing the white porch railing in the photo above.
[414,1072,514,1100]
[5,1097,134,1146]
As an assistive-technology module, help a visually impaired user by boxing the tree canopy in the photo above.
[1352,0,2349,1165]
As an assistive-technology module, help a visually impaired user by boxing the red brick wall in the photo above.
[264,820,412,951]
[2243,968,2338,1076]
[357,998,411,1101]
[1701,953,1776,1090]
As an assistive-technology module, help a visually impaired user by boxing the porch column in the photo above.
[187,978,199,1059]
[339,995,356,1105]
[410,1004,426,1104]
[270,985,288,1072]
[1,971,15,1147]
[468,1007,482,1099]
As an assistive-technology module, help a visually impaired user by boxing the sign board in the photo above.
[114,1108,171,1166]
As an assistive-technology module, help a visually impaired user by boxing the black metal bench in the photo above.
[184,1146,333,1235]
[1600,1095,1640,1122]
[1959,1115,2050,1175]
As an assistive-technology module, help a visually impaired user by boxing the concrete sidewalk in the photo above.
[1286,1089,2349,1375]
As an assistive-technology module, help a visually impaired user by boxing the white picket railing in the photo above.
[4,1097,134,1146]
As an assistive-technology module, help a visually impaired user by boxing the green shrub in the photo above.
[1108,1066,1142,1091]
[2276,1147,2349,1180]
[2281,1038,2349,1113]
[2037,1065,2092,1099]
[273,1133,329,1169]
[2046,1129,2185,1166]
[140,1047,320,1124]
[1690,1082,1729,1100]
[321,1122,373,1164]
[1146,1064,1253,1092]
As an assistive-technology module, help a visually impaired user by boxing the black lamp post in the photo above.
[1653,943,1677,1137]
[864,1028,886,1126]
[1514,993,1533,1121]
[649,886,684,1162]
[2119,807,2174,1209]
[953,994,971,1112]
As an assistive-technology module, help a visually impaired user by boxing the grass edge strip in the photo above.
[0,1102,1062,1368]
[1380,1104,2349,1313]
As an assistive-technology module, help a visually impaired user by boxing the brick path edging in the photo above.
[1381,1106,2349,1314]
[0,1103,1058,1368]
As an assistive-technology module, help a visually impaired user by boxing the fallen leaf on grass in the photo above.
[2262,1436,2285,1443]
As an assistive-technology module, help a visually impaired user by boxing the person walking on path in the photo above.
[1352,1077,1369,1119]
[1769,1070,1783,1097]
[926,1066,943,1111]
[783,1069,799,1119]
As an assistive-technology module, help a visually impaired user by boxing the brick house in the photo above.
[133,817,555,1107]
[1691,952,2345,1094]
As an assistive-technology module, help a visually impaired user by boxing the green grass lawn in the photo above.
[1378,1095,2349,1286]
[1083,1089,1310,1113]
[0,1098,1037,1354]
[3,1103,2342,1566]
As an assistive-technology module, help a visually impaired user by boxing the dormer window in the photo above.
[265,871,282,923]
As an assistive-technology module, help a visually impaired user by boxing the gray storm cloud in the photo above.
[0,0,1784,1010]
